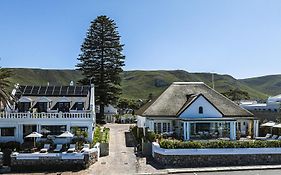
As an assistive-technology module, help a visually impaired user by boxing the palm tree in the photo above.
[0,68,12,110]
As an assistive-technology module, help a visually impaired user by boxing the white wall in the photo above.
[179,96,223,118]
[137,115,146,128]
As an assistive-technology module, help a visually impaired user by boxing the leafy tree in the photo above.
[77,16,125,122]
[0,68,12,110]
[222,88,250,101]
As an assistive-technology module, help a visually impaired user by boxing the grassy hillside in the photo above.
[7,68,83,86]
[121,70,268,100]
[240,75,281,97]
[6,68,270,100]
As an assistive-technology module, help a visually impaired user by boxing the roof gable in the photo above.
[140,82,253,117]
[178,94,223,118]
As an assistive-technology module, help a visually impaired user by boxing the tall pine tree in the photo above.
[77,15,125,122]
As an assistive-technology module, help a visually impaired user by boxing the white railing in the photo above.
[0,112,94,119]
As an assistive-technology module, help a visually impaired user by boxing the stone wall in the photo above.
[11,151,98,171]
[154,153,281,168]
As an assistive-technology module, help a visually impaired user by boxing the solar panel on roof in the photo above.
[68,86,75,95]
[74,86,82,95]
[46,86,54,95]
[53,86,61,95]
[19,86,26,92]
[38,86,47,95]
[24,86,32,94]
[82,86,89,95]
[31,86,40,95]
[60,86,68,95]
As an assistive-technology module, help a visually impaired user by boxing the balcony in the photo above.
[0,112,94,120]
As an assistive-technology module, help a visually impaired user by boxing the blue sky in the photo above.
[1,0,281,79]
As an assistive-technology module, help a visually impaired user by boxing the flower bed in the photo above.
[159,139,281,149]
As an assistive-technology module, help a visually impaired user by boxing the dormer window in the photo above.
[199,106,203,114]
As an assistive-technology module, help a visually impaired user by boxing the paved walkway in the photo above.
[86,124,138,175]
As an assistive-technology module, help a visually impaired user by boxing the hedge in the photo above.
[0,141,21,151]
[159,139,281,149]
[93,126,110,145]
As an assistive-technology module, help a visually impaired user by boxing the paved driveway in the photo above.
[87,124,138,175]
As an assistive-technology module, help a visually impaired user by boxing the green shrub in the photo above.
[159,139,281,149]
[0,141,21,151]
[93,126,110,145]
[101,127,110,143]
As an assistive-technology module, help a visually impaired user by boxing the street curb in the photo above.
[166,165,281,174]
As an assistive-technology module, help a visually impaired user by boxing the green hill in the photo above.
[240,75,281,97]
[5,68,272,100]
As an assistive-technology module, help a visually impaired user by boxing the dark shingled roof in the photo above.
[137,82,253,117]
[17,85,90,97]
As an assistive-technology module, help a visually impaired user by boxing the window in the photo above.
[199,106,203,114]
[163,123,167,132]
[18,102,31,112]
[71,102,84,110]
[157,123,161,133]
[154,123,157,133]
[167,123,171,132]
[1,128,15,136]
[41,125,66,135]
[58,102,70,112]
[35,102,48,112]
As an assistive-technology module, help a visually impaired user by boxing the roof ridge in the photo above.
[173,82,204,85]
[203,83,254,116]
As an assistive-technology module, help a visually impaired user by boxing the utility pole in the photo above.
[212,72,215,90]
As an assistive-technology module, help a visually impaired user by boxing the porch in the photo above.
[182,119,236,141]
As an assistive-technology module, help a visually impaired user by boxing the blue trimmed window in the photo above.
[199,106,203,114]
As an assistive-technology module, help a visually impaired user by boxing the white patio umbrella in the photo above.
[260,121,276,127]
[57,131,74,138]
[25,132,43,147]
[57,131,74,143]
[261,121,276,135]
[273,124,281,128]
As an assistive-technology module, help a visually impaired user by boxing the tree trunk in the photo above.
[100,103,105,122]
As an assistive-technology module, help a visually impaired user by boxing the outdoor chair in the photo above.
[268,135,278,140]
[255,133,272,140]
[40,144,50,153]
[67,144,76,153]
[277,136,281,140]
[81,144,90,153]
[53,144,63,152]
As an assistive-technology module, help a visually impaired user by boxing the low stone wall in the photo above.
[10,151,98,171]
[152,142,281,168]
[154,153,281,168]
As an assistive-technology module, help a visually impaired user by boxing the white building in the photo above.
[95,104,118,123]
[137,82,259,140]
[0,84,96,143]
[240,95,281,112]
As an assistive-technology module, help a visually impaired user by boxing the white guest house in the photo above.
[0,84,95,143]
[137,82,259,140]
